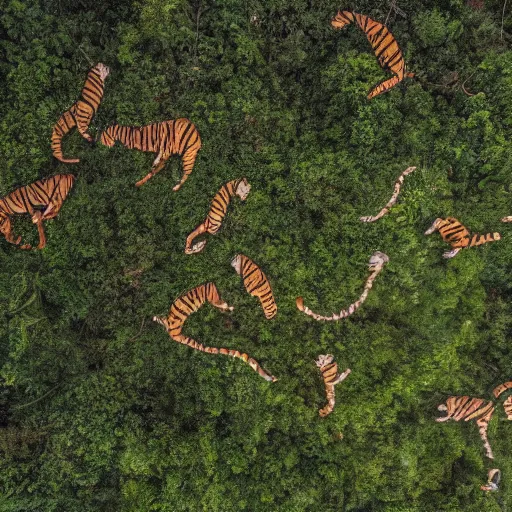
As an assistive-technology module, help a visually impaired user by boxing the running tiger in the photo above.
[331,10,414,99]
[0,174,75,250]
[99,119,201,190]
[231,254,277,319]
[436,381,512,492]
[296,251,389,321]
[153,282,277,382]
[360,166,416,223]
[51,63,110,163]
[185,178,251,254]
[425,217,500,258]
[316,354,351,418]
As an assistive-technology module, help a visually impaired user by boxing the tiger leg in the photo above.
[173,145,199,192]
[207,295,234,312]
[185,223,208,254]
[443,248,461,259]
[30,211,47,250]
[135,153,167,187]
[42,197,66,221]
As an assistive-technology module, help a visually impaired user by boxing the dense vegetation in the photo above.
[1,0,512,509]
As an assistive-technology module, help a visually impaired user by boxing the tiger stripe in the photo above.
[99,118,201,190]
[0,174,75,249]
[153,283,277,382]
[331,10,414,99]
[425,217,500,258]
[316,354,351,417]
[185,178,251,254]
[51,63,109,163]
[231,254,277,319]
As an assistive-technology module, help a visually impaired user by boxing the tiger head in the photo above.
[436,397,458,422]
[93,62,110,82]
[424,218,444,235]
[331,11,354,30]
[231,254,242,275]
[153,315,170,332]
[235,178,251,201]
[368,251,389,271]
[315,354,334,369]
[99,125,116,147]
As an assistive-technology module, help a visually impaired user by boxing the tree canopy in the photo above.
[1,0,512,510]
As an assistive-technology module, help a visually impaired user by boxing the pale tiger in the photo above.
[436,381,512,492]
[153,282,277,382]
[99,118,201,190]
[51,63,110,163]
[296,251,389,321]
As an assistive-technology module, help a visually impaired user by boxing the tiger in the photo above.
[153,282,277,382]
[185,178,251,254]
[315,354,351,418]
[437,382,512,492]
[331,10,414,99]
[99,118,201,190]
[425,217,501,258]
[51,63,110,163]
[231,254,277,320]
[296,251,389,321]
[0,174,75,250]
[360,166,416,223]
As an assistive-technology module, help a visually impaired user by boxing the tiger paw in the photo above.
[185,241,207,254]
[172,184,181,192]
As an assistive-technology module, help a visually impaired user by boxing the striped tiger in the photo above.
[0,174,75,250]
[425,217,501,258]
[437,382,512,492]
[316,354,351,418]
[51,63,110,163]
[231,254,277,320]
[153,282,277,382]
[296,251,389,321]
[436,395,495,459]
[99,119,201,190]
[360,166,416,223]
[185,178,251,254]
[331,10,414,99]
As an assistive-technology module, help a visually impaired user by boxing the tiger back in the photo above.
[185,178,251,254]
[231,254,277,319]
[51,63,110,163]
[331,10,413,99]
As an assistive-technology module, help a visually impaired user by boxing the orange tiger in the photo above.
[51,63,110,163]
[0,174,75,250]
[231,254,277,319]
[153,282,277,382]
[331,10,414,99]
[316,354,351,417]
[185,178,251,254]
[99,119,201,190]
[425,217,500,258]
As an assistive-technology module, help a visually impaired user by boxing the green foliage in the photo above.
[1,0,512,510]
